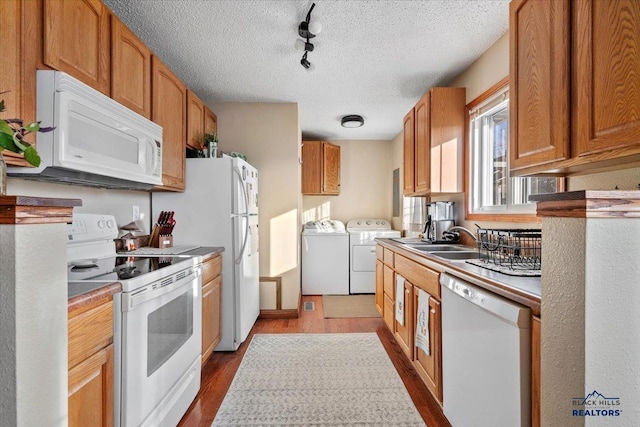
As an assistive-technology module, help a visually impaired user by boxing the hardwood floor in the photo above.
[178,296,451,427]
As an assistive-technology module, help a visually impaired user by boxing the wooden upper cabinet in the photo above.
[403,109,416,195]
[0,0,42,167]
[111,15,151,118]
[573,0,640,157]
[403,87,465,195]
[43,0,110,95]
[414,94,430,194]
[204,107,218,135]
[152,56,187,191]
[187,91,205,150]
[302,140,341,195]
[429,87,465,193]
[509,0,570,171]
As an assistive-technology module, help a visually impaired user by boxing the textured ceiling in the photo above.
[103,0,509,140]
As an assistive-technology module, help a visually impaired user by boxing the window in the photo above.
[468,82,558,216]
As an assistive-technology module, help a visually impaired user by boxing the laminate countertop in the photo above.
[376,238,541,316]
[68,246,225,306]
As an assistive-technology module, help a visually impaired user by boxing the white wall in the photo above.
[212,102,301,310]
[302,139,394,225]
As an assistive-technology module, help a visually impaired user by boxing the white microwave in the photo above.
[8,71,162,190]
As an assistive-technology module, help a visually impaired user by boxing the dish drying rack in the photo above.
[476,228,542,270]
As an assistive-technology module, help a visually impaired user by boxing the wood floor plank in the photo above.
[178,295,451,427]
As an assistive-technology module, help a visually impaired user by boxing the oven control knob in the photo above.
[366,220,371,225]
[107,219,115,228]
[98,220,105,228]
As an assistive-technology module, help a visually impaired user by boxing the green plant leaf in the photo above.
[0,119,13,136]
[0,132,20,153]
[22,146,41,167]
[12,133,28,151]
[23,121,40,132]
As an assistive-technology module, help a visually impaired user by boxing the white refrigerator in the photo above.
[152,157,260,351]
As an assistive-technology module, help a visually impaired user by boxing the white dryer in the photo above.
[301,220,350,295]
[347,219,401,294]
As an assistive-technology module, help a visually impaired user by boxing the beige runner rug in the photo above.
[211,333,425,426]
[322,294,381,318]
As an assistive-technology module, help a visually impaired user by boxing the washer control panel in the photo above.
[346,219,392,231]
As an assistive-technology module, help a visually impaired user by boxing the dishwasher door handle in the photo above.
[440,273,530,328]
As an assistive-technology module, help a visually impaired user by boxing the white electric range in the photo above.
[67,213,202,427]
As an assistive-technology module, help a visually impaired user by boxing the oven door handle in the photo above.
[121,267,202,311]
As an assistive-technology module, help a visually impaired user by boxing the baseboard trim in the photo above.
[258,293,301,319]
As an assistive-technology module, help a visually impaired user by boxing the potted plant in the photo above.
[0,97,54,195]
[204,131,218,158]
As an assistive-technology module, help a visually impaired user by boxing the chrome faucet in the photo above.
[443,226,478,243]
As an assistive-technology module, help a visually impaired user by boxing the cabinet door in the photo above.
[413,294,442,403]
[68,344,114,427]
[152,56,186,191]
[532,315,541,427]
[202,275,222,366]
[187,90,205,150]
[111,15,151,118]
[394,278,414,360]
[0,0,42,167]
[403,109,416,195]
[375,260,384,315]
[322,142,340,194]
[44,0,110,94]
[414,94,430,194]
[509,0,569,171]
[430,87,465,193]
[302,141,322,194]
[204,107,218,135]
[574,0,640,157]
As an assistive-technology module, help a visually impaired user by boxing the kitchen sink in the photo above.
[429,251,480,261]
[403,244,470,252]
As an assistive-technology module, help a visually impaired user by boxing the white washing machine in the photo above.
[347,219,401,294]
[301,220,350,295]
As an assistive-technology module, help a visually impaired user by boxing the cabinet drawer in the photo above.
[202,254,222,284]
[395,255,440,299]
[383,248,395,267]
[68,301,113,369]
[383,265,395,297]
[383,293,395,332]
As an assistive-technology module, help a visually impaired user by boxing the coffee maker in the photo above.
[424,201,455,242]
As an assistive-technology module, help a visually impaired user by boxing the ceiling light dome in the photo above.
[341,115,364,128]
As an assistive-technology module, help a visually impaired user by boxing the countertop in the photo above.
[376,238,541,316]
[68,246,225,304]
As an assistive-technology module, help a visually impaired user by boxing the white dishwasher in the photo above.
[440,273,531,427]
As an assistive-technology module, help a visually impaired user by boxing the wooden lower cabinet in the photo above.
[413,293,442,403]
[68,294,115,427]
[375,260,384,315]
[394,276,414,360]
[201,253,222,366]
[68,344,114,427]
[532,315,541,427]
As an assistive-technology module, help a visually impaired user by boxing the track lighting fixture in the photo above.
[341,115,365,128]
[297,3,321,70]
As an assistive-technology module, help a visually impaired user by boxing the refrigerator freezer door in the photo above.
[231,158,259,216]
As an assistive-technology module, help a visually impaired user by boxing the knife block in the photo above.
[158,235,173,248]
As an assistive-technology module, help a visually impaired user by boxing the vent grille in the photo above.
[160,277,174,288]
[303,301,315,311]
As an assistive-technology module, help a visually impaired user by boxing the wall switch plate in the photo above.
[132,205,140,221]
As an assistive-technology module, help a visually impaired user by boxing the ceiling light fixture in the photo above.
[341,115,365,128]
[296,3,321,71]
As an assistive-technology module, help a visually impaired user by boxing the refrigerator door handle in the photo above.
[235,216,250,265]
[232,166,250,216]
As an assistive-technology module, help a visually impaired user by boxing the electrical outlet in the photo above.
[132,205,140,221]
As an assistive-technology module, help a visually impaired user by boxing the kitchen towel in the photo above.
[395,275,405,326]
[415,288,431,356]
